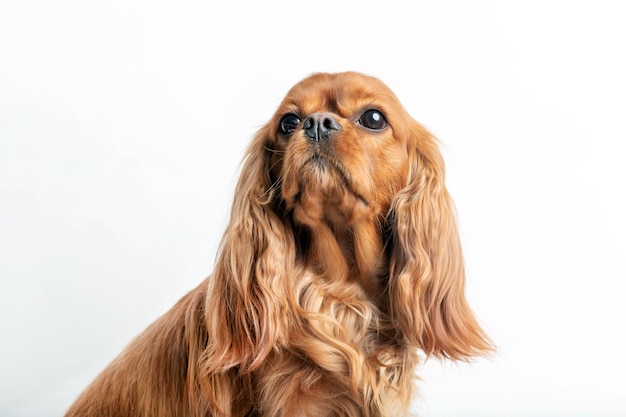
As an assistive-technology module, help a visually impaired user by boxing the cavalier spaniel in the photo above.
[66,71,492,417]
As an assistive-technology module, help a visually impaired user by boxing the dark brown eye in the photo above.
[278,113,301,135]
[358,109,387,130]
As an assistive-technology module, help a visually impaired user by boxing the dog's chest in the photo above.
[295,269,379,351]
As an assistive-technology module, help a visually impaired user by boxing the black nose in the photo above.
[302,112,342,142]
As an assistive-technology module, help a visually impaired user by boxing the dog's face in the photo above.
[266,72,412,230]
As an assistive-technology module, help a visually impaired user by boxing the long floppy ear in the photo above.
[203,125,296,375]
[388,122,492,360]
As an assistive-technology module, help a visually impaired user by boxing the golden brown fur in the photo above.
[66,71,492,417]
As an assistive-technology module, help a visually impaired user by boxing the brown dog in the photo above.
[66,71,491,417]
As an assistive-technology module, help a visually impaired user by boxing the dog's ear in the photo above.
[387,121,492,360]
[203,125,296,374]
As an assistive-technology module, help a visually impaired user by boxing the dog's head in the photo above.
[268,72,410,232]
[208,72,491,374]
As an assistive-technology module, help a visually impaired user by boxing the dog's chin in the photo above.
[284,157,371,229]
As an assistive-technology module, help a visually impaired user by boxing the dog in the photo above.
[65,71,492,417]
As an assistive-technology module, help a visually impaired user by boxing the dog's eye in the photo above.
[279,113,301,135]
[358,109,387,131]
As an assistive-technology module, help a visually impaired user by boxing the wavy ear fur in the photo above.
[388,122,492,360]
[200,126,296,411]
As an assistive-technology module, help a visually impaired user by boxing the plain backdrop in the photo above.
[1,1,625,416]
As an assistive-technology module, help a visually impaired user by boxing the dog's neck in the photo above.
[284,173,388,300]
[295,215,386,300]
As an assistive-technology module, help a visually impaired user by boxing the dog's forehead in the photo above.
[278,72,398,117]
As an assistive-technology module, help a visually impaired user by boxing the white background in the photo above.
[1,1,625,416]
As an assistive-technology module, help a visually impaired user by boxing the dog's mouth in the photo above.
[302,154,334,171]
[297,153,369,207]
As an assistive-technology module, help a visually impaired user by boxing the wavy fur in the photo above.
[66,72,492,417]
